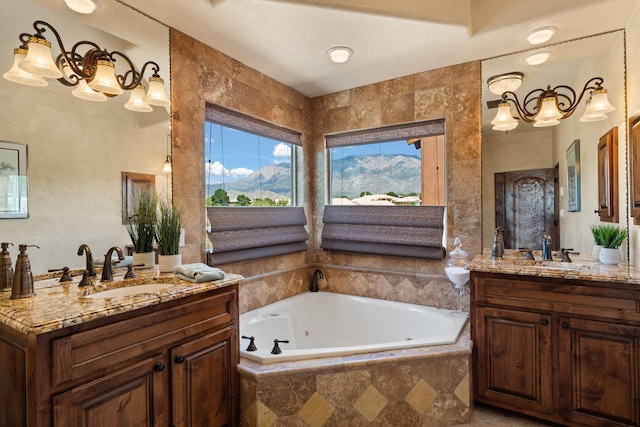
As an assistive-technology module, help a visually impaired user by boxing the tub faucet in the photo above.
[310,269,324,292]
[101,246,124,282]
[77,244,96,277]
[542,234,553,261]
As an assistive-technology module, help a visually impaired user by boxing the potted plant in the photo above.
[125,190,157,268]
[593,224,628,265]
[155,196,182,273]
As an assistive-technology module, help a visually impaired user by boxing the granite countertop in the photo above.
[0,269,243,335]
[467,249,640,285]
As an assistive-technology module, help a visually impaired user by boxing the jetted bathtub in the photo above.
[239,291,468,364]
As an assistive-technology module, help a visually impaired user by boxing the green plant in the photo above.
[126,191,158,253]
[591,224,628,249]
[155,196,182,255]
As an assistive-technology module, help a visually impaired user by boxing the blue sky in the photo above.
[204,121,421,184]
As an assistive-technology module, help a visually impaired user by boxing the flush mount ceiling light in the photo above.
[487,72,524,95]
[327,46,353,63]
[524,26,558,45]
[3,20,170,112]
[63,0,97,14]
[523,51,552,66]
[490,77,615,131]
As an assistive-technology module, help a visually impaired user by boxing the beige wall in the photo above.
[170,27,482,311]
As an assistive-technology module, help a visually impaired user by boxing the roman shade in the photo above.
[321,205,445,259]
[325,119,445,148]
[207,207,308,265]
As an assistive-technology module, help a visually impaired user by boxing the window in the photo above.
[327,120,445,206]
[322,119,447,260]
[204,104,300,207]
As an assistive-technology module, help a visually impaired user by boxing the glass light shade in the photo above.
[3,48,48,87]
[18,37,63,79]
[124,85,153,112]
[162,155,172,173]
[87,60,123,95]
[72,79,107,101]
[535,96,563,121]
[327,46,353,63]
[533,117,560,127]
[491,102,518,131]
[144,76,171,106]
[487,72,523,95]
[580,98,607,122]
[589,88,615,114]
[523,51,552,66]
[63,0,96,14]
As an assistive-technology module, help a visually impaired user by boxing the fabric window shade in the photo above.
[207,207,308,265]
[206,103,302,146]
[321,205,445,259]
[325,119,444,148]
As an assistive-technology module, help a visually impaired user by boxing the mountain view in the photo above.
[206,153,421,203]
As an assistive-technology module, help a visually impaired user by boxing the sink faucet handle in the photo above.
[241,335,257,351]
[271,339,290,355]
[48,266,73,283]
[560,248,578,263]
[78,270,93,288]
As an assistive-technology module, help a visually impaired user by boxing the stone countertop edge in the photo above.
[467,249,640,285]
[0,271,243,335]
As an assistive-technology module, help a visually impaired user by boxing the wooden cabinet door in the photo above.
[475,306,553,414]
[171,328,238,427]
[596,127,619,222]
[53,354,169,427]
[557,317,640,426]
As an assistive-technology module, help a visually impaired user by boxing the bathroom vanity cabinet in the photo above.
[0,283,239,427]
[471,271,640,427]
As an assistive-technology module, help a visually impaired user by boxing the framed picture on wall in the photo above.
[0,141,28,219]
[566,139,581,212]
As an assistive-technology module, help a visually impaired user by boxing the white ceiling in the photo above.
[113,0,638,98]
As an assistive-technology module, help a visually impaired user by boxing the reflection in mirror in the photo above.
[481,31,626,259]
[0,0,171,274]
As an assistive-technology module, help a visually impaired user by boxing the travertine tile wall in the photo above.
[169,28,482,311]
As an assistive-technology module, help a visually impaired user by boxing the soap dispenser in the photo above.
[0,242,14,292]
[10,244,39,299]
[491,227,505,259]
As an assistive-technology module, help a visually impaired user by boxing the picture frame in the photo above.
[0,141,28,219]
[122,171,155,224]
[566,139,581,212]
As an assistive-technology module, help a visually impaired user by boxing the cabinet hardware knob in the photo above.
[561,323,569,329]
[153,362,165,372]
[541,319,549,326]
[174,355,185,364]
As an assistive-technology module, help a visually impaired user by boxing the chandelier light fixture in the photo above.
[490,76,615,132]
[3,20,170,112]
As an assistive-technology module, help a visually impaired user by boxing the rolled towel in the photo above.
[175,263,225,283]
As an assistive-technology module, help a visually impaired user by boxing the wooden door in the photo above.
[475,306,553,415]
[53,354,169,427]
[597,127,619,223]
[171,328,238,427]
[495,168,557,250]
[557,317,640,426]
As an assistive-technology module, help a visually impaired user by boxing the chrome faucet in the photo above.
[77,244,96,277]
[310,269,324,292]
[542,234,553,261]
[101,246,124,282]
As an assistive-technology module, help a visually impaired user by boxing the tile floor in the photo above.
[454,405,557,426]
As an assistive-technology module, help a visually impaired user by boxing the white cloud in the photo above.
[206,162,254,178]
[273,143,291,158]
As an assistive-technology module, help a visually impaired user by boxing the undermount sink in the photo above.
[84,283,177,299]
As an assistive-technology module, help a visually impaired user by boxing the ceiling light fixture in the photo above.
[523,51,552,66]
[490,77,615,131]
[487,72,524,95]
[3,20,170,112]
[524,26,558,45]
[63,0,97,14]
[327,46,353,63]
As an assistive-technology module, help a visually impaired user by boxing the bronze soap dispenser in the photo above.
[0,242,13,292]
[11,244,39,299]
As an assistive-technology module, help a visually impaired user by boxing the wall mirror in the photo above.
[481,30,627,258]
[0,0,171,274]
